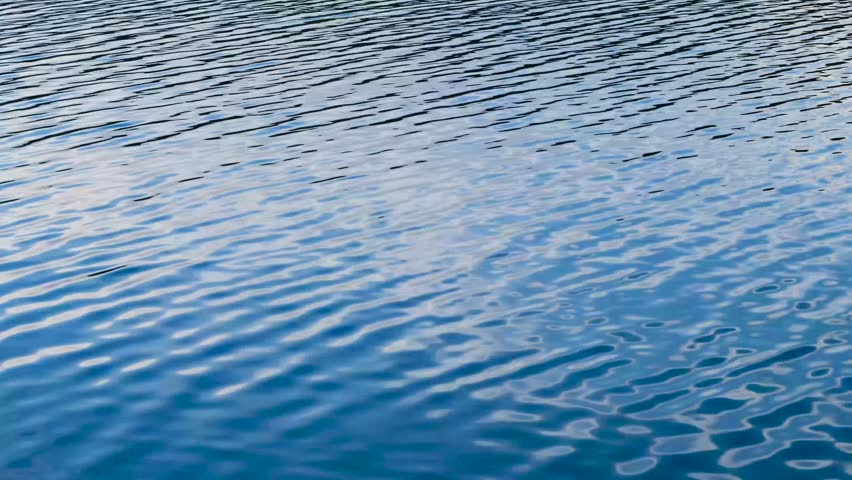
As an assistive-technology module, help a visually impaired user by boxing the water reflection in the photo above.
[1,0,850,479]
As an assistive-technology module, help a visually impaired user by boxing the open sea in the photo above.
[1,0,850,478]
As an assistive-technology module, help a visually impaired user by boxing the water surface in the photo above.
[1,0,850,479]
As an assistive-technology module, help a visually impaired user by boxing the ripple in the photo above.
[1,0,850,479]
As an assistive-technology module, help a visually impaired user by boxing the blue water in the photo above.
[1,0,850,478]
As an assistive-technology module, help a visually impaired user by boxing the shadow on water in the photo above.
[0,0,850,479]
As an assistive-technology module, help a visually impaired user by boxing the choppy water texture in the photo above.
[1,0,851,478]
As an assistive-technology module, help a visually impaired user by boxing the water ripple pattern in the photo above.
[1,0,850,479]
